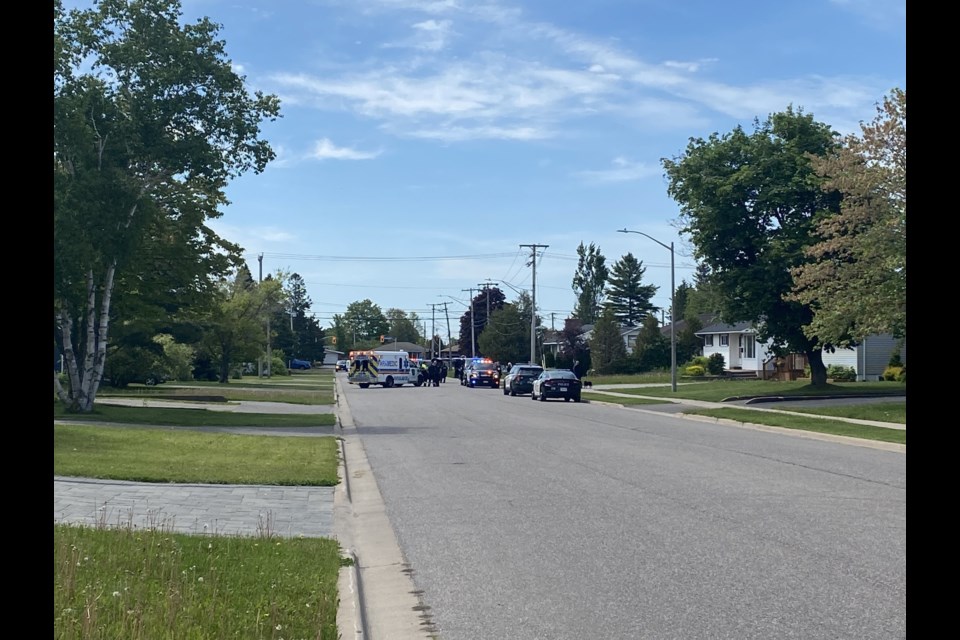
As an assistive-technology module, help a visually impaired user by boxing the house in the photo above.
[696,322,774,376]
[820,335,906,382]
[696,322,907,381]
[322,348,343,366]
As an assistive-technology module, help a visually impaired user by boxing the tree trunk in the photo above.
[55,263,117,413]
[807,348,828,386]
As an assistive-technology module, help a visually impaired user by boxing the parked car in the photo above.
[336,359,349,372]
[531,369,582,402]
[502,364,543,396]
[290,358,312,370]
[464,360,501,388]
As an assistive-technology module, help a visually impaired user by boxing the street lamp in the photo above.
[617,228,677,392]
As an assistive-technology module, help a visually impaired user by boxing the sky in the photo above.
[143,0,906,337]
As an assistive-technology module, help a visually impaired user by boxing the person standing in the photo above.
[440,361,447,383]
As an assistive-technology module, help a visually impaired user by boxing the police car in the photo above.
[462,358,501,388]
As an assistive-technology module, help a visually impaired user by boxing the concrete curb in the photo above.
[333,373,435,639]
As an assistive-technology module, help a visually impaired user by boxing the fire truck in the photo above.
[347,350,423,388]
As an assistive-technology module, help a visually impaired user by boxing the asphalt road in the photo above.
[339,378,906,640]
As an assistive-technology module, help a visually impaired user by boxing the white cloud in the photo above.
[575,157,661,184]
[307,138,382,160]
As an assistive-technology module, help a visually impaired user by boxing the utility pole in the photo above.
[441,302,451,354]
[520,244,548,365]
[461,288,476,358]
[477,280,495,326]
[428,303,443,359]
[258,254,271,377]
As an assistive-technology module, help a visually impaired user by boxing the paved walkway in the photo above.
[53,398,338,539]
[53,476,335,538]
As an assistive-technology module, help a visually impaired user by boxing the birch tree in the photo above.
[54,0,280,411]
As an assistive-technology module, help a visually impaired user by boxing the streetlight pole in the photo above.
[617,228,676,392]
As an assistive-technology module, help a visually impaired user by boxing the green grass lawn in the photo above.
[55,523,343,640]
[54,392,344,640]
[581,391,674,406]
[682,407,906,445]
[54,401,337,427]
[608,379,905,402]
[54,423,340,484]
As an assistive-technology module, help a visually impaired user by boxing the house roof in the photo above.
[696,321,755,335]
[660,313,722,336]
[377,341,427,354]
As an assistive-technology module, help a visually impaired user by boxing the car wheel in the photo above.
[574,396,581,403]
[530,391,536,400]
[384,376,394,388]
[564,396,570,402]
[502,386,508,395]
[510,387,516,397]
[539,392,547,402]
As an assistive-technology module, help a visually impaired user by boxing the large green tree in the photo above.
[663,106,842,385]
[588,309,627,374]
[477,303,529,364]
[788,88,906,345]
[604,253,658,325]
[54,0,280,411]
[342,300,390,344]
[197,270,285,383]
[571,242,609,324]
[386,308,423,344]
[457,288,506,358]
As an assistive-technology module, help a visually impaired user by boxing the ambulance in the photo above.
[347,350,424,388]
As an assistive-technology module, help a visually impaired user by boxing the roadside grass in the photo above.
[54,522,342,640]
[608,379,905,402]
[682,408,906,445]
[581,392,673,406]
[583,371,672,385]
[53,402,337,427]
[99,384,334,405]
[54,424,340,484]
[776,401,906,423]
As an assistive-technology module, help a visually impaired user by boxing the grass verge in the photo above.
[581,391,674,406]
[608,379,905,402]
[53,402,337,427]
[54,523,342,640]
[54,424,340,484]
[681,408,906,445]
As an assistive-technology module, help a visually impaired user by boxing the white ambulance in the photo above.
[347,350,424,388]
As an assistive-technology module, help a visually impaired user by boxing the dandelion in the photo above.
[208,543,213,549]
[275,624,282,631]
[112,591,121,598]
[197,577,204,583]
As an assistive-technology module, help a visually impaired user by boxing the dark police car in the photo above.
[464,358,501,388]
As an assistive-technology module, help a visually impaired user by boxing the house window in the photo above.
[719,334,729,347]
[744,335,755,359]
[704,335,714,347]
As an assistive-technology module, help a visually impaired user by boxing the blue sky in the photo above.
[184,0,904,334]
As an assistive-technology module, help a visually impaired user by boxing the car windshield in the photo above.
[516,368,542,376]
[550,370,577,380]
[475,363,497,371]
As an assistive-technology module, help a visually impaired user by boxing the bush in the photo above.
[684,365,705,377]
[897,367,906,383]
[706,353,725,376]
[882,366,904,382]
[827,364,856,382]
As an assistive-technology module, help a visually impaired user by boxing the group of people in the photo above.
[419,358,447,387]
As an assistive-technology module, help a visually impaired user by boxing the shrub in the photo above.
[897,367,906,383]
[684,365,705,377]
[882,366,904,382]
[827,364,856,382]
[706,353,725,376]
[888,351,903,367]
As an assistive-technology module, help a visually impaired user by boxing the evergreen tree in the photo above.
[604,253,658,325]
[571,242,608,324]
[588,310,627,374]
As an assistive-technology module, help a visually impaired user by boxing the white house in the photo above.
[820,335,906,382]
[696,322,906,381]
[696,322,775,376]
